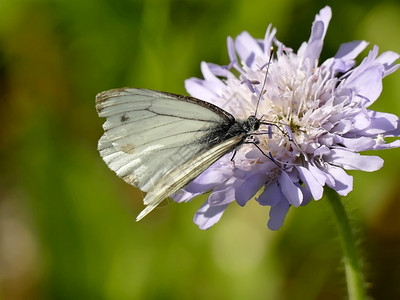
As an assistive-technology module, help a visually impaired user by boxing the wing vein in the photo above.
[136,135,244,220]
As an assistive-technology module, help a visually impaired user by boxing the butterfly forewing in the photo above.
[96,88,242,218]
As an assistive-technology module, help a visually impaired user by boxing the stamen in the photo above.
[255,47,274,116]
[268,124,273,139]
[240,78,257,93]
[259,61,271,71]
[285,125,294,141]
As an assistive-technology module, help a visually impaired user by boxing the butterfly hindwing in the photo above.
[136,135,244,220]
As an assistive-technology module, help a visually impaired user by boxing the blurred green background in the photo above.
[1,0,400,299]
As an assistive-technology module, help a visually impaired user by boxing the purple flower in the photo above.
[173,6,400,230]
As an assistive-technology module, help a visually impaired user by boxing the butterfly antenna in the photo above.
[255,47,274,117]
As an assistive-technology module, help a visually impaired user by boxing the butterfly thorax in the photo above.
[201,115,260,150]
[227,115,260,137]
[241,115,260,132]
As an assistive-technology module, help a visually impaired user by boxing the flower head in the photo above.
[173,6,400,230]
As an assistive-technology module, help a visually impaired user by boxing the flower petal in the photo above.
[184,77,219,102]
[207,62,232,77]
[185,165,232,193]
[193,201,230,230]
[263,24,277,55]
[308,165,327,186]
[234,31,264,68]
[172,190,199,203]
[208,180,236,206]
[374,139,400,150]
[325,165,353,196]
[339,136,375,151]
[296,166,324,200]
[235,173,266,206]
[297,183,313,206]
[278,172,303,207]
[376,50,400,76]
[327,149,383,172]
[358,110,400,135]
[227,36,236,63]
[341,46,384,104]
[335,40,369,61]
[325,41,368,74]
[302,6,332,63]
[200,62,226,89]
[257,182,281,206]
[267,200,290,231]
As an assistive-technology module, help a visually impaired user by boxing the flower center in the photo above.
[249,55,339,166]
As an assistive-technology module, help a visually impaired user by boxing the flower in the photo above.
[172,6,400,230]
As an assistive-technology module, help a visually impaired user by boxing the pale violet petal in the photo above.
[339,137,375,151]
[200,62,227,89]
[327,149,383,172]
[352,111,371,131]
[208,180,236,206]
[314,6,332,33]
[234,31,264,68]
[322,57,352,74]
[308,165,327,186]
[334,41,369,61]
[341,46,384,104]
[193,201,230,230]
[376,50,400,76]
[235,173,267,206]
[374,139,400,150]
[358,110,400,135]
[267,200,290,231]
[385,119,400,137]
[351,65,384,104]
[325,41,368,74]
[207,63,232,77]
[332,119,352,134]
[296,166,324,200]
[298,183,313,206]
[227,36,237,65]
[302,6,332,63]
[184,77,219,101]
[319,135,334,147]
[325,165,353,196]
[303,21,324,63]
[314,145,331,156]
[257,182,281,206]
[278,172,303,207]
[263,24,277,54]
[297,41,307,57]
[185,166,232,193]
[172,190,198,203]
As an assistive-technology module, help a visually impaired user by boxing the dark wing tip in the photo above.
[96,87,131,103]
[95,87,135,114]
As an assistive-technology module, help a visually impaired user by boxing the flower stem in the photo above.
[326,188,366,300]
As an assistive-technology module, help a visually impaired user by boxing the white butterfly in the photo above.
[96,88,262,221]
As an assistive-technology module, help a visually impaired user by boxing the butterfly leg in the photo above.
[244,138,282,169]
[230,149,237,161]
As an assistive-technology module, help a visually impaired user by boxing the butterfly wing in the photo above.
[96,88,242,219]
[135,135,243,220]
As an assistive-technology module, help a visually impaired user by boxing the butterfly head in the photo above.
[245,115,260,132]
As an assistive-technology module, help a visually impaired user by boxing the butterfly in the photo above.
[96,88,265,221]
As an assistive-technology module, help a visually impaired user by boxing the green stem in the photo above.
[326,188,366,300]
